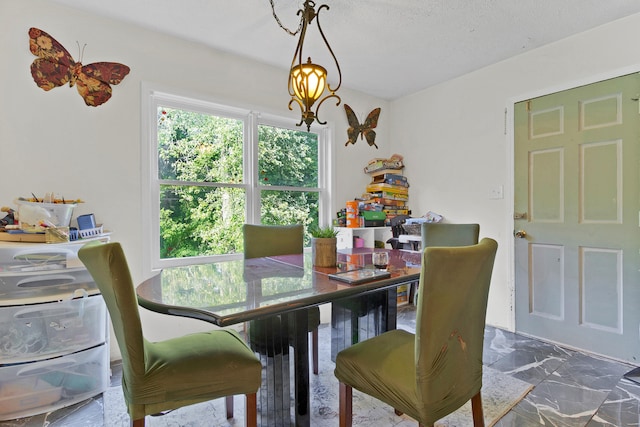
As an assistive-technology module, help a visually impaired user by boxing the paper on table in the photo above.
[328,269,391,285]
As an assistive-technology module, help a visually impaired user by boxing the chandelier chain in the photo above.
[269,0,304,36]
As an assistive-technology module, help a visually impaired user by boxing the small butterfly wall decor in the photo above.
[344,104,381,149]
[28,27,130,107]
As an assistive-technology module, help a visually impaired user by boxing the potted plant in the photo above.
[310,226,338,267]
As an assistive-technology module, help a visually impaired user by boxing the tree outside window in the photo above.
[155,104,322,262]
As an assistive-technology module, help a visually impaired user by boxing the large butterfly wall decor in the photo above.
[344,104,381,149]
[28,27,130,107]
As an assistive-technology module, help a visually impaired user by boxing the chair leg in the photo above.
[339,382,353,427]
[225,395,233,419]
[311,327,319,375]
[245,392,257,427]
[131,418,145,427]
[471,391,485,427]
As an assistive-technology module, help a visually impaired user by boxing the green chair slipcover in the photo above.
[243,224,321,374]
[420,223,480,249]
[409,222,480,303]
[78,242,261,427]
[334,238,498,427]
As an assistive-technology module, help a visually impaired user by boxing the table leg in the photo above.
[290,309,310,427]
[330,300,352,361]
[383,287,398,331]
[250,316,290,426]
[331,287,400,361]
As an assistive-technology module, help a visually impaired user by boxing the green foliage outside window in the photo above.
[157,107,321,260]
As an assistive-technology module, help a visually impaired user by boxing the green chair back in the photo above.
[414,238,497,420]
[77,242,146,395]
[243,224,303,258]
[421,223,479,249]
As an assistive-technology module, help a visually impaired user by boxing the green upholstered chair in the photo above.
[243,223,320,374]
[334,238,498,427]
[78,242,262,427]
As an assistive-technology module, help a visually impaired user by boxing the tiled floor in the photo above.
[398,307,640,427]
[3,305,639,426]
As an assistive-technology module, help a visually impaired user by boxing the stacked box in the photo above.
[338,158,410,230]
[363,168,410,225]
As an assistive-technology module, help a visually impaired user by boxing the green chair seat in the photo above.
[137,330,260,408]
[335,329,419,416]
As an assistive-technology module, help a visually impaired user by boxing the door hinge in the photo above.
[504,108,507,135]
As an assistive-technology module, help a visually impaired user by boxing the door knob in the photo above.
[514,230,527,238]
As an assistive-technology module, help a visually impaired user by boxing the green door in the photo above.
[514,73,640,362]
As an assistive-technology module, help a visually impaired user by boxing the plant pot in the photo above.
[311,237,337,267]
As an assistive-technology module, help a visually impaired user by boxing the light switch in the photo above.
[488,185,504,199]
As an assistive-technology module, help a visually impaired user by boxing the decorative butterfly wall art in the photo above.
[344,104,382,149]
[28,27,130,107]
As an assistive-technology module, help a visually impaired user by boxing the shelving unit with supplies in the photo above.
[334,226,391,250]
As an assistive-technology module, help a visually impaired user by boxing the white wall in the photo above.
[391,12,640,330]
[0,0,389,359]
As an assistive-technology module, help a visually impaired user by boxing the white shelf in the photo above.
[334,227,392,249]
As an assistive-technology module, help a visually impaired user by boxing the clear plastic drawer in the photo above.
[0,269,98,305]
[0,244,82,270]
[0,296,107,364]
[0,344,109,421]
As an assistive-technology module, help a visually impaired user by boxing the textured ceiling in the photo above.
[51,0,640,100]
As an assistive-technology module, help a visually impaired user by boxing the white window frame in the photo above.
[141,83,333,274]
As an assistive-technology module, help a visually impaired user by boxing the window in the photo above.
[142,86,332,271]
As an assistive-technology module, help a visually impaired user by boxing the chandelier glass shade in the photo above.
[291,59,327,108]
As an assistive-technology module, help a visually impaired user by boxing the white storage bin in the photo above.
[0,344,109,421]
[0,296,106,364]
[0,269,98,305]
[15,200,76,229]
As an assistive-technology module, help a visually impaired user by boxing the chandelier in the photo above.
[271,0,342,131]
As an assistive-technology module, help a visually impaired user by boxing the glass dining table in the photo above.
[136,248,422,427]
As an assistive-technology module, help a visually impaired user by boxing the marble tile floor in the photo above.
[3,305,639,427]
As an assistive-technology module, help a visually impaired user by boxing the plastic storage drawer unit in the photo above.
[0,237,110,421]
